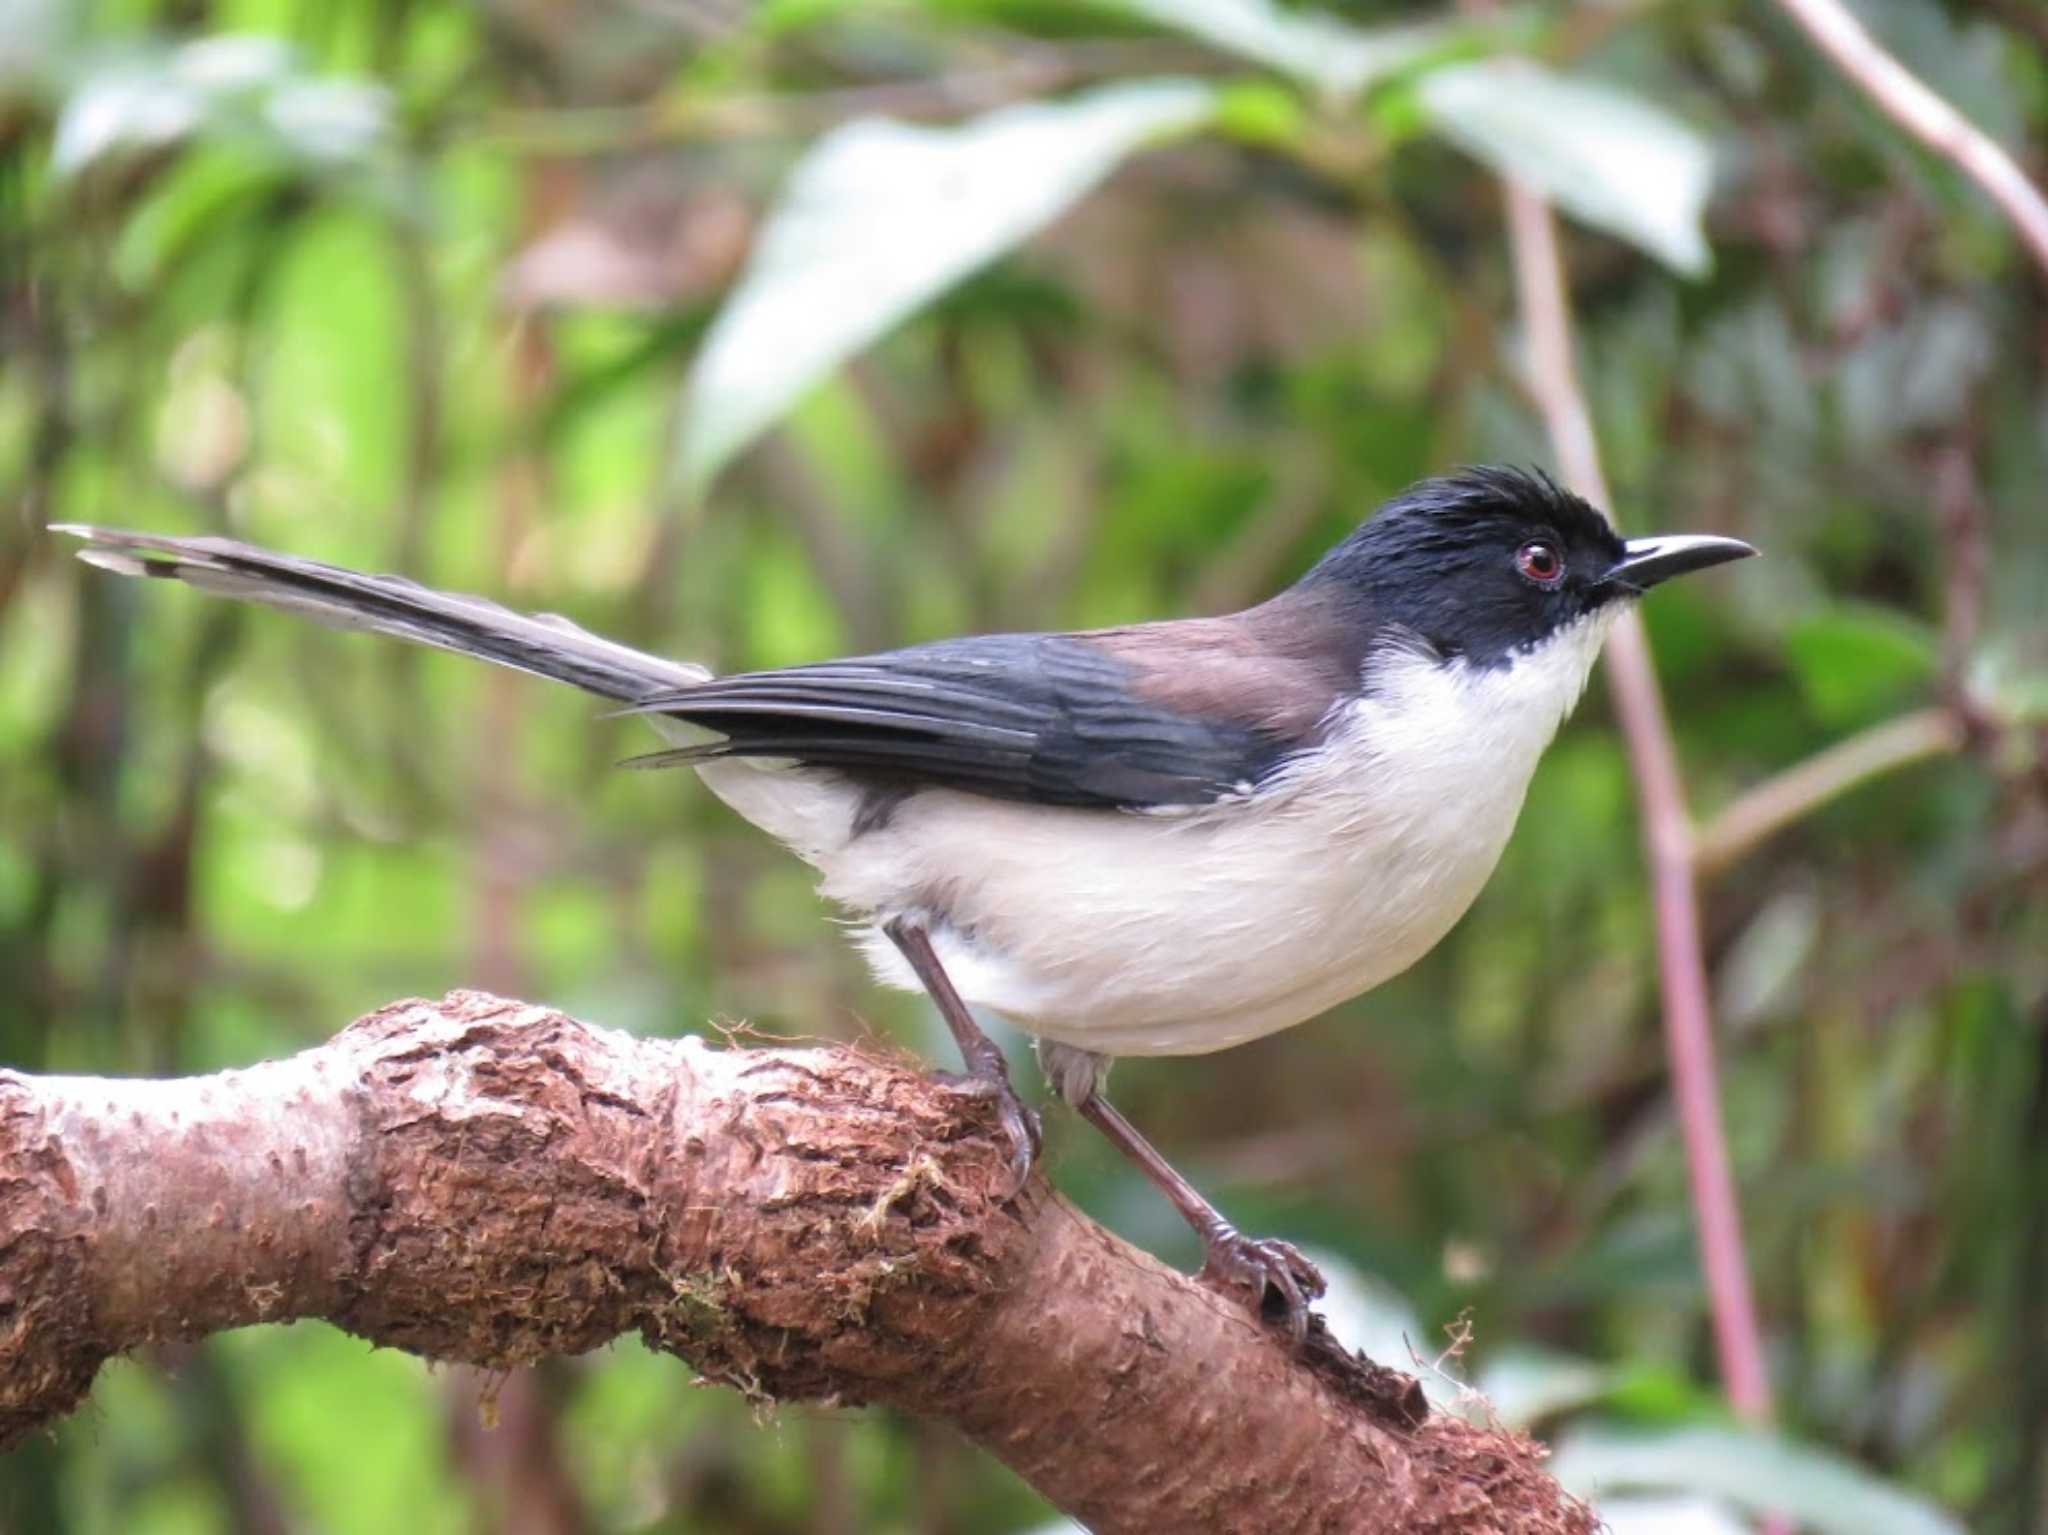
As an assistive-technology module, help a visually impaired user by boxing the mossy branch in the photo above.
[0,990,1593,1534]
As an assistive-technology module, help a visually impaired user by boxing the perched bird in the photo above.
[60,466,1753,1340]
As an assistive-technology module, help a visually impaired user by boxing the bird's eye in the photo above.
[1516,540,1564,587]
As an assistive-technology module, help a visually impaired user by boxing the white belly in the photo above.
[691,616,1613,1057]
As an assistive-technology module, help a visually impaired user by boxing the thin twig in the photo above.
[1769,0,2048,279]
[1692,707,1966,880]
[1502,182,1777,1427]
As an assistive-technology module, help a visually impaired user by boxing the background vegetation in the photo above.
[2,0,2043,1530]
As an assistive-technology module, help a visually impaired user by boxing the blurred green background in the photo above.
[2,0,2044,1531]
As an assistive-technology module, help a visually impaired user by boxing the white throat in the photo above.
[1347,607,1622,792]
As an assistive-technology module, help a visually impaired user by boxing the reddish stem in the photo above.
[1502,183,1775,1424]
[1603,627,1774,1421]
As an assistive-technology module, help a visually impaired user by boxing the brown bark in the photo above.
[0,990,1593,1533]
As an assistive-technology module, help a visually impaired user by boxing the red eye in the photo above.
[1516,540,1564,586]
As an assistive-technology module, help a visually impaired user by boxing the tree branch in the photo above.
[1768,0,2048,280]
[1691,706,1966,880]
[1501,182,1777,1430]
[0,990,1593,1534]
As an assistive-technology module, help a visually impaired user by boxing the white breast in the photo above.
[692,612,1618,1058]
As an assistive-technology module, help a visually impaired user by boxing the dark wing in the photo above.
[618,625,1341,811]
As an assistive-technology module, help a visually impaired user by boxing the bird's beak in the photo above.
[1604,533,1757,593]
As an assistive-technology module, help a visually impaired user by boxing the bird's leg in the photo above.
[1044,1044,1323,1344]
[883,917,1040,1195]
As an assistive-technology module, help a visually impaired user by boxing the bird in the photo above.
[59,465,1754,1341]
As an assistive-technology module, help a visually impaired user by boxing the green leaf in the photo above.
[222,1326,469,1535]
[1551,1425,1966,1535]
[1123,0,1448,101]
[1719,887,1822,1026]
[675,79,1216,490]
[1416,59,1713,275]
[1214,78,1308,146]
[1783,606,1940,727]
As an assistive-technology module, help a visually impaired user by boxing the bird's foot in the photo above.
[932,1069,1041,1198]
[1199,1224,1326,1345]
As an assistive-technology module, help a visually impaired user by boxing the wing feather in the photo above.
[634,631,1314,810]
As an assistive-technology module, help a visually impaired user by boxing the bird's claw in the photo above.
[933,1069,1041,1198]
[1199,1226,1326,1345]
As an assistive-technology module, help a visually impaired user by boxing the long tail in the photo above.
[56,526,709,703]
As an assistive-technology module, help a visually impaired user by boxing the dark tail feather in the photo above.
[56,526,708,703]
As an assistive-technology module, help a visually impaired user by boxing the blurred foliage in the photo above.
[2,0,2046,1530]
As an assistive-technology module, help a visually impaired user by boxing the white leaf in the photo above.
[1551,1425,1965,1535]
[51,36,388,178]
[53,63,202,175]
[1597,1494,1752,1535]
[1124,0,1445,100]
[263,78,391,163]
[675,79,1216,490]
[1472,1345,1611,1427]
[1418,59,1714,275]
[2,0,78,93]
[171,34,292,93]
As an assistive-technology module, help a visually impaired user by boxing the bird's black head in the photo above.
[1298,466,1752,670]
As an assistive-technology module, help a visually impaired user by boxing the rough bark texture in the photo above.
[0,990,1594,1533]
